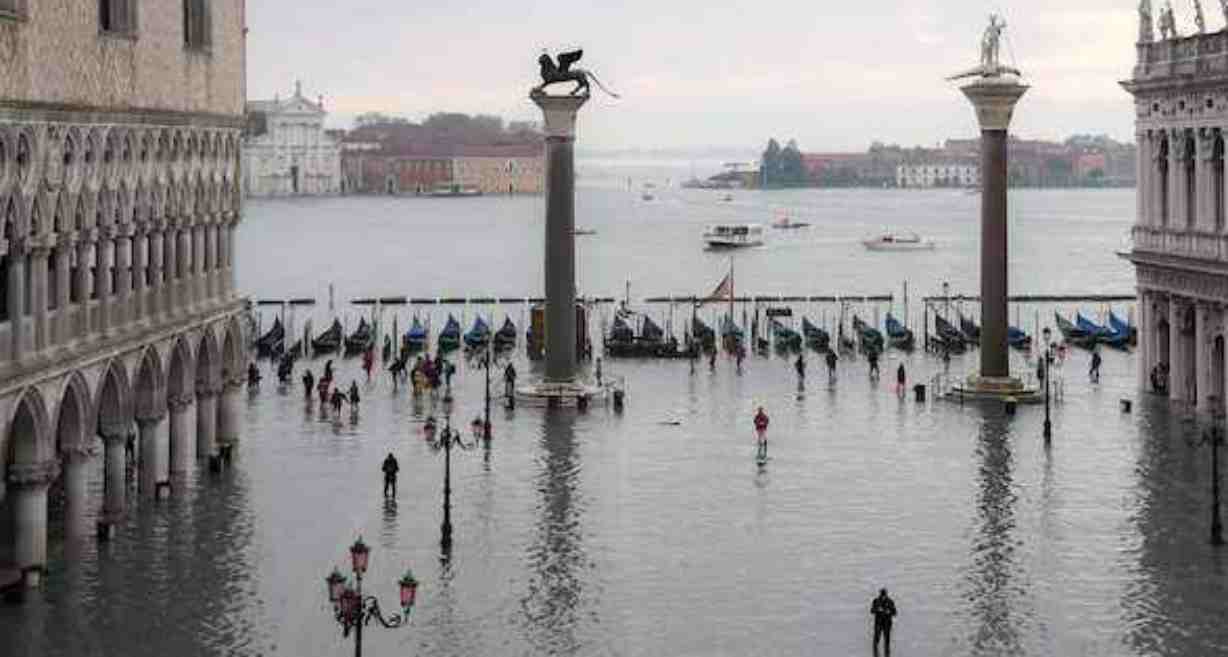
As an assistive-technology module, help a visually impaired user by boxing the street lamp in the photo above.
[432,417,475,551]
[1201,416,1226,546]
[323,537,419,657]
[1042,327,1052,444]
[481,348,492,441]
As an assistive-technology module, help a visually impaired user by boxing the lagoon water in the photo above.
[4,164,1227,657]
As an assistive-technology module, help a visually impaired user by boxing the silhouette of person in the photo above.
[871,588,897,656]
[382,453,399,497]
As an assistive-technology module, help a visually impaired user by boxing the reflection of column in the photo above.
[137,414,166,496]
[101,430,127,518]
[217,379,241,447]
[30,244,49,352]
[195,387,218,457]
[8,238,26,361]
[8,460,58,586]
[1170,299,1186,403]
[61,446,92,541]
[168,394,196,476]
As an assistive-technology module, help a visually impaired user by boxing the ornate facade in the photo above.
[0,0,248,587]
[1122,16,1228,412]
[243,81,341,197]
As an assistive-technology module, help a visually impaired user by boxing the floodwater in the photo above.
[4,169,1228,657]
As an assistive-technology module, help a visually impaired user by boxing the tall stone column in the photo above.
[225,220,237,298]
[1197,303,1212,412]
[177,227,191,310]
[194,225,206,307]
[205,224,217,302]
[164,226,178,316]
[75,239,92,337]
[61,445,92,541]
[54,237,71,347]
[30,244,49,352]
[168,394,196,476]
[136,414,166,497]
[1170,129,1188,229]
[115,231,132,329]
[101,429,127,519]
[195,387,218,457]
[7,460,58,587]
[149,228,164,318]
[1197,129,1218,232]
[1170,298,1187,403]
[531,92,587,383]
[217,378,241,447]
[1137,292,1150,390]
[959,77,1028,381]
[131,227,147,323]
[8,239,26,362]
[1137,132,1151,227]
[96,232,114,335]
[1154,134,1169,227]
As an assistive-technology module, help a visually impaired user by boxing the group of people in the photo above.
[388,352,457,395]
[299,360,361,415]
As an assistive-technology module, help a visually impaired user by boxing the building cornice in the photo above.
[0,100,246,129]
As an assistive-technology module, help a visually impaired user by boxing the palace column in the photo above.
[8,238,27,362]
[100,425,127,520]
[959,76,1028,381]
[163,225,177,316]
[30,243,49,352]
[168,394,195,477]
[1197,303,1213,412]
[136,413,166,497]
[195,386,218,457]
[7,460,58,587]
[1170,129,1189,228]
[148,226,164,318]
[131,225,147,323]
[53,235,70,347]
[225,219,237,299]
[60,445,92,541]
[1137,131,1151,227]
[1138,291,1150,390]
[74,237,92,338]
[531,91,588,384]
[96,229,114,335]
[177,226,191,311]
[205,223,217,302]
[1154,132,1169,226]
[217,378,241,448]
[1170,298,1187,403]
[1197,129,1218,232]
[114,228,132,329]
[193,225,206,308]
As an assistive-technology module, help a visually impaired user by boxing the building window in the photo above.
[183,0,211,50]
[100,0,137,36]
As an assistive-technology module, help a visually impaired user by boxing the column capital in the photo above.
[957,78,1029,131]
[99,421,130,443]
[195,384,220,399]
[168,393,195,412]
[60,443,96,462]
[7,460,60,488]
[530,91,588,139]
[135,412,166,427]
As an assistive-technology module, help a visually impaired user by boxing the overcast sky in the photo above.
[246,1,1191,151]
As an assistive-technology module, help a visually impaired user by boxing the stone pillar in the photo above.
[75,239,92,337]
[164,226,177,316]
[177,227,191,310]
[115,230,132,328]
[131,227,147,323]
[136,414,166,496]
[61,446,92,540]
[1170,128,1188,228]
[8,239,26,362]
[1197,128,1218,232]
[54,237,70,346]
[531,91,587,383]
[1137,131,1150,227]
[96,233,114,334]
[1171,298,1187,403]
[1197,303,1212,412]
[149,228,163,318]
[194,225,206,308]
[168,394,195,475]
[195,388,218,457]
[205,223,217,302]
[1138,292,1150,390]
[225,221,236,298]
[30,244,49,352]
[217,378,241,448]
[101,429,127,518]
[959,78,1028,381]
[7,460,58,586]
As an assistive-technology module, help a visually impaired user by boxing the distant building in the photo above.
[454,144,545,195]
[243,82,341,197]
[896,160,980,188]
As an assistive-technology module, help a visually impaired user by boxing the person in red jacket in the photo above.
[753,407,769,460]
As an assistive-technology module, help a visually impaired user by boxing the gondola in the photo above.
[405,317,428,351]
[801,317,830,351]
[463,316,492,348]
[1078,312,1130,350]
[311,319,344,354]
[605,314,682,358]
[959,313,981,344]
[1055,312,1095,348]
[852,315,884,355]
[771,319,802,351]
[1008,326,1031,350]
[1109,312,1138,346]
[692,317,716,350]
[931,315,967,354]
[884,312,915,351]
[255,317,285,358]
[344,318,374,356]
[438,315,462,351]
[494,317,517,348]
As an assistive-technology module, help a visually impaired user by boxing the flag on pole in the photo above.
[701,271,733,306]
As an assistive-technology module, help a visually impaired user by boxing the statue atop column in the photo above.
[533,49,620,99]
[1140,0,1155,42]
[947,14,1022,80]
[1221,0,1228,26]
[1158,2,1178,39]
[1194,0,1207,33]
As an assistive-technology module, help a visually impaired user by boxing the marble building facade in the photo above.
[0,0,248,586]
[243,81,341,197]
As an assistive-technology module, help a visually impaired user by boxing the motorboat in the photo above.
[861,232,935,251]
[703,223,765,249]
[771,215,810,230]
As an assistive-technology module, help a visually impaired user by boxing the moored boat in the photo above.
[959,313,981,344]
[771,319,802,351]
[692,317,716,350]
[494,317,517,348]
[256,317,285,358]
[1008,326,1031,350]
[1056,312,1095,348]
[344,318,374,356]
[885,312,915,351]
[861,232,935,251]
[311,319,343,354]
[438,315,462,351]
[1109,312,1138,346]
[801,317,831,351]
[852,315,885,354]
[704,223,765,249]
[463,316,492,349]
[405,316,428,351]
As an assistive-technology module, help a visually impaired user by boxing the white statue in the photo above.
[1159,2,1178,39]
[1140,0,1155,42]
[948,14,1022,80]
[1221,0,1228,25]
[1194,0,1206,33]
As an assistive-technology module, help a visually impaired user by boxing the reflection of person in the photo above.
[1090,349,1102,383]
[382,453,399,497]
[504,363,517,397]
[795,355,805,380]
[870,588,897,656]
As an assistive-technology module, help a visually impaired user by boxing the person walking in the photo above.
[871,588,898,657]
[736,344,745,374]
[709,348,717,372]
[348,380,361,408]
[896,363,906,396]
[868,350,880,381]
[504,362,517,398]
[753,406,769,461]
[302,369,315,399]
[382,453,399,497]
[595,357,603,386]
[1089,348,1102,383]
[826,350,838,381]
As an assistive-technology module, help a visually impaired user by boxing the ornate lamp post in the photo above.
[435,417,475,551]
[482,347,492,441]
[323,537,419,657]
[1042,327,1052,443]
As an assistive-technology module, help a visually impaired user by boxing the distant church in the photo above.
[243,81,342,197]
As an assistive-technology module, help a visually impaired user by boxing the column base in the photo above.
[944,374,1043,404]
[514,378,614,407]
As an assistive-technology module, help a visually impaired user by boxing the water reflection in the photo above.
[520,409,593,656]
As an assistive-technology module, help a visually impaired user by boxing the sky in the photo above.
[245,0,1196,152]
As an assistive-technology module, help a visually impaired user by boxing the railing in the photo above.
[1132,225,1228,262]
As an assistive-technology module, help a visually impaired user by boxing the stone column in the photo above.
[225,220,237,298]
[205,223,217,302]
[8,238,26,362]
[217,378,241,448]
[114,230,132,329]
[194,225,206,308]
[149,227,163,318]
[1197,303,1212,412]
[1197,128,1218,232]
[75,239,92,337]
[195,387,218,457]
[1138,291,1150,390]
[136,414,166,497]
[30,244,49,352]
[164,226,178,316]
[7,460,58,586]
[177,227,191,310]
[168,394,196,476]
[60,445,92,540]
[96,231,114,335]
[1137,131,1151,227]
[1170,298,1187,403]
[959,77,1029,381]
[531,92,588,383]
[100,428,127,519]
[131,226,147,323]
[1170,129,1188,229]
[54,237,71,347]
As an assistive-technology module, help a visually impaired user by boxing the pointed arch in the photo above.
[95,359,132,433]
[167,336,195,399]
[221,317,244,381]
[134,346,166,420]
[55,371,95,453]
[197,327,221,393]
[7,386,52,465]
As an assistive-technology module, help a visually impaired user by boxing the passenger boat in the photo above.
[771,216,811,230]
[463,316,492,349]
[311,319,344,355]
[771,319,803,351]
[1055,312,1095,348]
[852,315,885,355]
[801,317,831,351]
[256,317,285,358]
[1109,312,1138,346]
[404,317,428,351]
[494,317,517,348]
[704,223,765,249]
[438,315,462,351]
[861,232,935,251]
[884,312,915,351]
[958,313,981,344]
[344,319,374,356]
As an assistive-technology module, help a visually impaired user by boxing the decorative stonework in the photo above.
[7,460,60,488]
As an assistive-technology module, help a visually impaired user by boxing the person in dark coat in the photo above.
[302,369,315,399]
[1089,348,1102,383]
[382,453,399,497]
[504,362,517,397]
[871,588,898,656]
